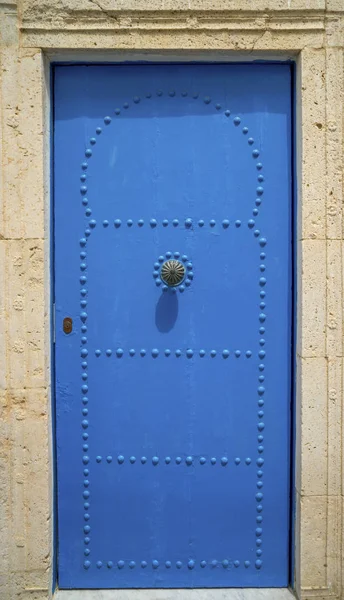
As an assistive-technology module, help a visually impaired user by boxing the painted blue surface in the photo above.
[54,64,292,589]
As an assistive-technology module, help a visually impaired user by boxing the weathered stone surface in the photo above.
[0,1,343,599]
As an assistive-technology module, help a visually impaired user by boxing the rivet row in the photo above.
[84,558,261,570]
[93,455,253,466]
[256,241,267,565]
[80,218,266,229]
[80,240,90,555]
[94,349,253,358]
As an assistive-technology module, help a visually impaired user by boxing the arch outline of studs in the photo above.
[80,90,266,571]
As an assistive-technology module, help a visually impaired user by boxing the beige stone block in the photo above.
[5,239,45,389]
[342,241,344,358]
[325,15,344,48]
[297,240,326,358]
[9,403,51,575]
[18,50,45,240]
[7,241,27,389]
[24,240,46,388]
[325,495,341,600]
[0,241,6,390]
[327,0,344,9]
[325,49,343,240]
[22,28,324,51]
[11,404,27,573]
[326,240,342,358]
[22,413,51,571]
[327,359,342,496]
[299,49,326,241]
[0,46,45,241]
[0,47,22,239]
[342,497,344,600]
[19,0,326,21]
[0,4,19,48]
[300,496,327,591]
[2,572,49,600]
[294,492,301,599]
[0,391,11,579]
[296,357,328,496]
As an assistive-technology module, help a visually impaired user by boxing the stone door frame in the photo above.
[0,4,343,599]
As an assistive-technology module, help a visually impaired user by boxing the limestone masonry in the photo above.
[0,1,343,598]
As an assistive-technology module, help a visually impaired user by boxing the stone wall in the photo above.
[0,1,343,598]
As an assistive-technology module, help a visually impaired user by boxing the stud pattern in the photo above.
[94,348,253,358]
[79,89,266,572]
[254,241,267,570]
[88,558,251,570]
[93,455,252,466]
[98,217,264,228]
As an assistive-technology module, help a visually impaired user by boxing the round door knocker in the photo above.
[153,252,193,293]
[161,260,185,287]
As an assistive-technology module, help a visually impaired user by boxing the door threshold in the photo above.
[54,588,295,599]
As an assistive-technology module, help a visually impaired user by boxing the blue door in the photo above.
[54,64,292,589]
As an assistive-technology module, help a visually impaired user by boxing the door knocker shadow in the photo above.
[155,291,179,333]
